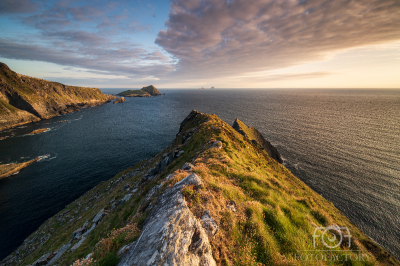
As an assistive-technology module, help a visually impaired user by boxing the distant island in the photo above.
[117,85,161,97]
[0,62,115,130]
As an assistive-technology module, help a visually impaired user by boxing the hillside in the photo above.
[0,63,115,130]
[233,118,283,163]
[140,85,161,96]
[2,111,398,266]
[117,90,151,97]
[117,85,161,97]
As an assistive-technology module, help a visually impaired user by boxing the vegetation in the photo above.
[7,111,399,266]
[117,90,151,97]
[117,85,161,97]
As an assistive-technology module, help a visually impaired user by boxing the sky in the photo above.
[0,0,399,89]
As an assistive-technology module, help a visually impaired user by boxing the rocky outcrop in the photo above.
[0,62,115,130]
[117,85,161,97]
[113,97,126,104]
[233,118,283,163]
[118,173,216,266]
[27,128,49,135]
[0,155,46,179]
[140,85,161,96]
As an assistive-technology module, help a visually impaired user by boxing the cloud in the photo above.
[0,0,173,78]
[0,38,174,77]
[0,0,39,14]
[156,0,400,79]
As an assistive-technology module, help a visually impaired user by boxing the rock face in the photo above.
[0,62,115,130]
[113,97,126,104]
[233,118,283,163]
[118,173,216,266]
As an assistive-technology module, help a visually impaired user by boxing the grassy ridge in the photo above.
[4,111,398,266]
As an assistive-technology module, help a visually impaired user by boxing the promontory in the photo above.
[117,85,161,97]
[0,62,115,130]
[2,111,398,266]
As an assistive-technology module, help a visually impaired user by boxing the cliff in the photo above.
[2,111,398,266]
[233,118,283,163]
[0,63,116,130]
[117,85,161,97]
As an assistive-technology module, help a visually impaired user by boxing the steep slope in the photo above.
[2,111,398,266]
[0,63,115,130]
[140,85,161,96]
[233,118,283,163]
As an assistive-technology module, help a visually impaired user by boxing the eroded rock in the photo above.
[118,173,216,266]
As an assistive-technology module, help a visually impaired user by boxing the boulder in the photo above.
[182,162,195,171]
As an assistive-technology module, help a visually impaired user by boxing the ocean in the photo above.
[0,89,399,260]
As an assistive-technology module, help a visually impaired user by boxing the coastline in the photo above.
[2,110,398,266]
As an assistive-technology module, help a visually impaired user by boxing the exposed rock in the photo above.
[0,155,46,179]
[200,211,219,238]
[226,201,237,212]
[27,128,49,135]
[117,193,133,207]
[47,243,71,265]
[146,149,184,179]
[233,118,283,163]
[212,140,222,149]
[31,252,55,266]
[92,209,107,224]
[118,173,216,266]
[113,97,126,104]
[182,162,195,171]
[0,63,115,131]
[117,243,135,257]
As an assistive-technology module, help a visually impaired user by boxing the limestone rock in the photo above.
[118,173,216,266]
[201,211,219,238]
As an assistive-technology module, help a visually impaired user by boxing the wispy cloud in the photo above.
[0,0,172,78]
[156,0,400,80]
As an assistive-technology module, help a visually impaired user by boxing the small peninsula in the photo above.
[3,111,398,266]
[117,85,161,97]
[0,62,116,130]
[0,156,46,180]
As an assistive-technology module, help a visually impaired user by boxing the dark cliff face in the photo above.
[0,62,116,130]
[232,118,283,163]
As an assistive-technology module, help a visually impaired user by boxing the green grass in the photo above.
[11,112,399,266]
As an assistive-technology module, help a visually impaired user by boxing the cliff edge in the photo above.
[233,118,283,163]
[2,111,398,266]
[0,63,115,130]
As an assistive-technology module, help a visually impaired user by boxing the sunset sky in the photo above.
[0,0,399,88]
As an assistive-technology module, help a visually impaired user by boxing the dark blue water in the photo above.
[0,89,399,260]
